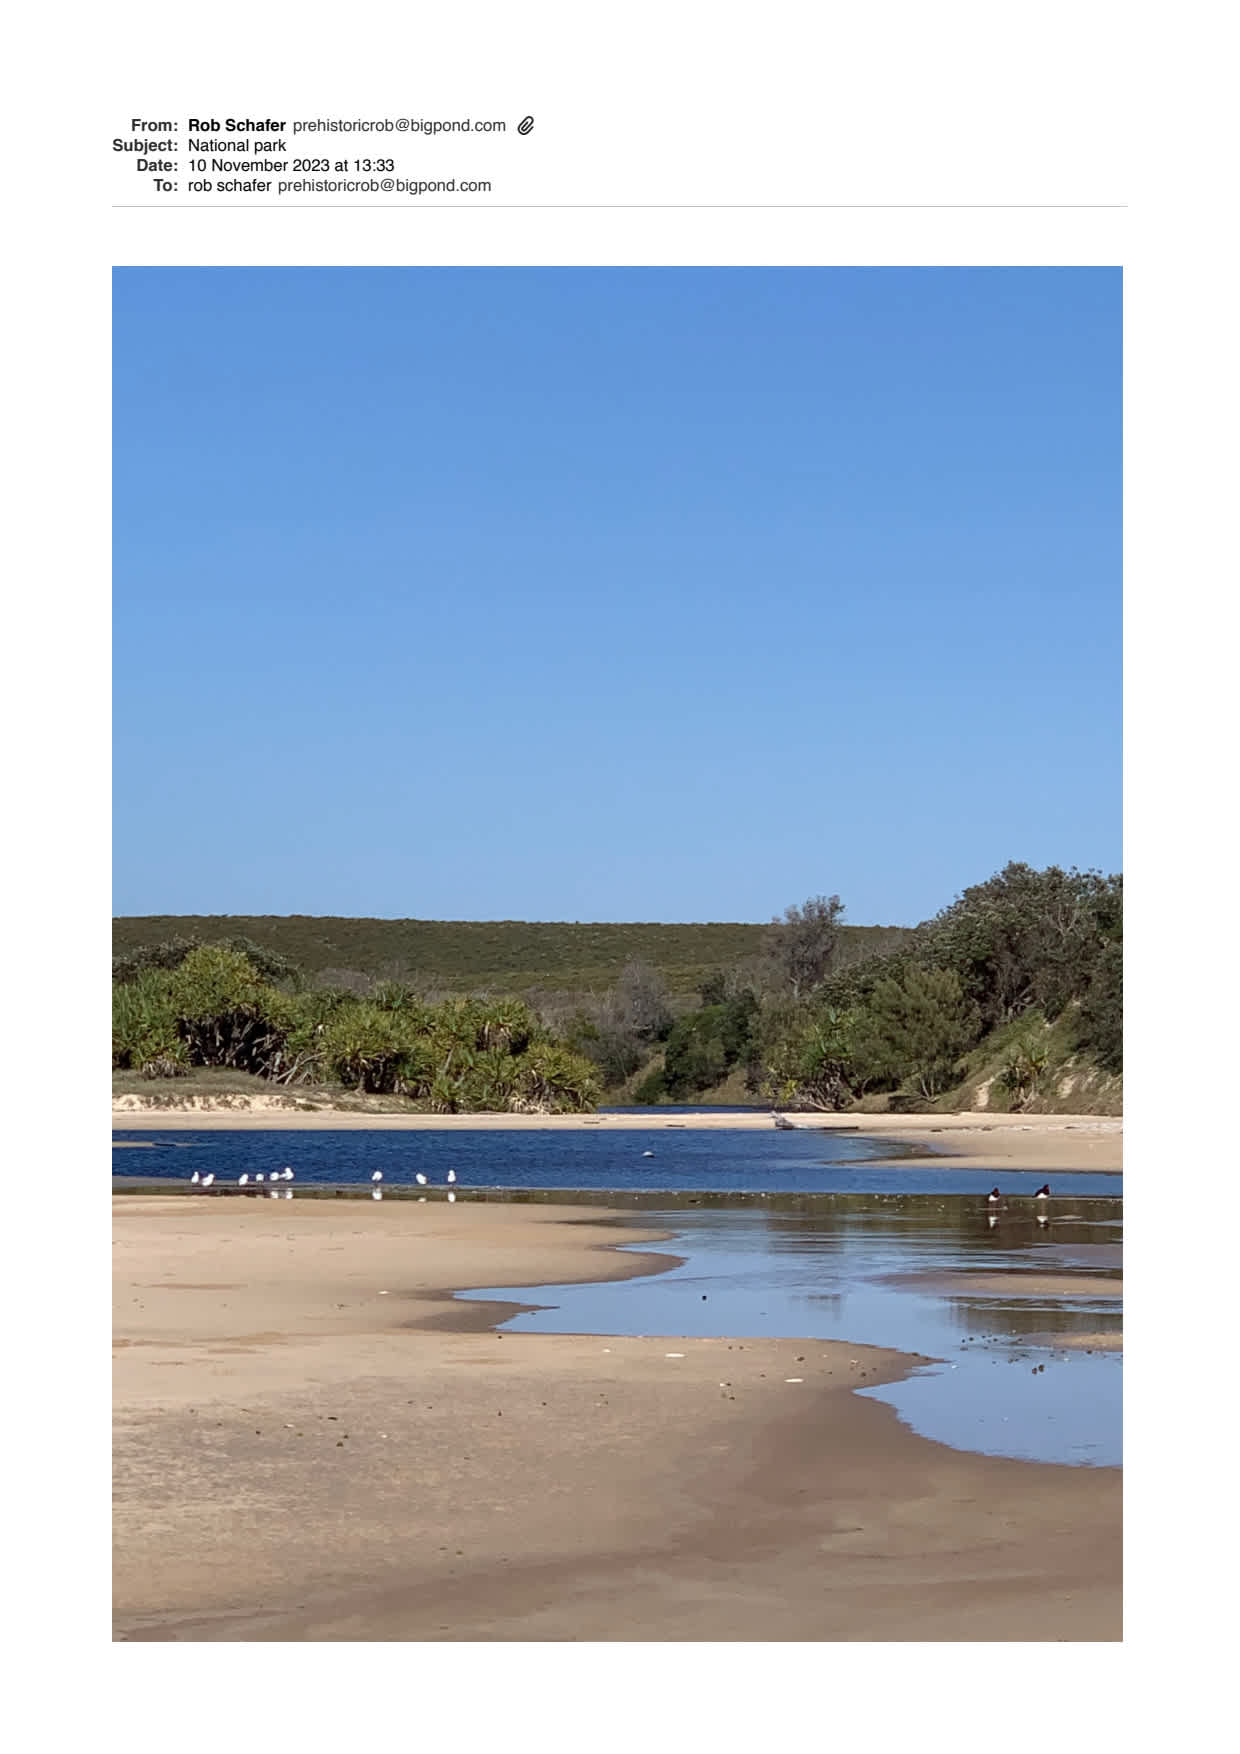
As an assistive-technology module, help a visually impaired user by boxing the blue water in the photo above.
[460,1201,1122,1469]
[115,1126,1121,1467]
[112,1126,1122,1199]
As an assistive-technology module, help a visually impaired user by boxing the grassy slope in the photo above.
[847,1009,1122,1116]
[112,915,912,997]
[938,1008,1122,1116]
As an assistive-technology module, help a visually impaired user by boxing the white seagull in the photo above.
[447,1170,457,1185]
[239,1173,249,1187]
[256,1173,264,1184]
[371,1170,383,1183]
[191,1171,200,1184]
[415,1173,427,1187]
[202,1173,215,1188]
[283,1167,294,1181]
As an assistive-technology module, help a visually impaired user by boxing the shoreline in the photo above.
[114,1194,1121,1641]
[112,1104,1123,1172]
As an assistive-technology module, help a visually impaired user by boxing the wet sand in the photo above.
[113,1104,1122,1172]
[113,1196,1121,1641]
[896,1270,1122,1300]
[1024,1332,1122,1352]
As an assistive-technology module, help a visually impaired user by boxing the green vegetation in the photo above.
[634,990,759,1103]
[113,944,600,1113]
[112,863,1121,1114]
[852,965,982,1101]
[616,864,1120,1114]
[111,915,911,998]
[743,863,1122,1114]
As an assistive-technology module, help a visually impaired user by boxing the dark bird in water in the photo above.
[987,1187,1001,1205]
[1034,1183,1051,1201]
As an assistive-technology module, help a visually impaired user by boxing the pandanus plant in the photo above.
[112,971,186,1075]
[997,1036,1051,1111]
[512,1043,601,1114]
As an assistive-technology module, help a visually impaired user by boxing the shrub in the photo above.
[632,1065,668,1104]
[112,970,184,1074]
[855,965,983,1100]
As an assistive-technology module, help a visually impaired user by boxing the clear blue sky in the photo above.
[113,268,1120,926]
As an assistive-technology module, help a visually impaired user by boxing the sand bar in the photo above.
[1023,1331,1122,1352]
[893,1269,1122,1300]
[113,1102,1122,1172]
[114,1195,1121,1641]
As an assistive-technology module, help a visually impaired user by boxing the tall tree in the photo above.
[854,965,982,1100]
[764,895,846,998]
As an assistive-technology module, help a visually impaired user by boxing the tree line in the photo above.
[560,864,1121,1109]
[113,862,1121,1114]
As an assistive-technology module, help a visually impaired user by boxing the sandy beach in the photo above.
[113,1101,1122,1172]
[113,1194,1121,1641]
[853,1113,1122,1173]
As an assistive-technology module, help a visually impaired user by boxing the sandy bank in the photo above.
[114,1196,1120,1641]
[860,1116,1122,1173]
[895,1269,1122,1300]
[1026,1331,1122,1352]
[110,1099,775,1129]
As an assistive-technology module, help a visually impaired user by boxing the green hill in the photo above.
[111,914,913,997]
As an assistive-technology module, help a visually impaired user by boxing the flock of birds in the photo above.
[189,1165,460,1200]
[368,1168,456,1201]
[986,1183,1053,1226]
[188,1159,1050,1218]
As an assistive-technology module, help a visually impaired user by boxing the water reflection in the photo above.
[944,1298,1119,1342]
[459,1193,1122,1468]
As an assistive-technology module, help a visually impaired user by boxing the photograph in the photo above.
[112,265,1122,1643]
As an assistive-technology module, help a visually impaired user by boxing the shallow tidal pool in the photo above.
[459,1194,1122,1469]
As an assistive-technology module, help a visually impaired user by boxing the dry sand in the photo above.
[113,1195,1121,1641]
[855,1115,1122,1173]
[112,1101,1122,1172]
